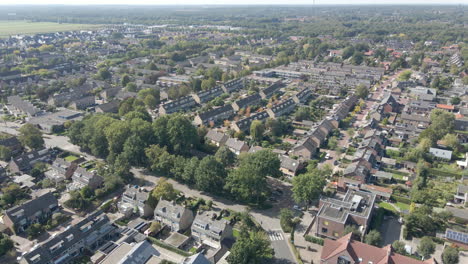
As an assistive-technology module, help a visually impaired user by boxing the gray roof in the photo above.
[279,155,302,172]
[21,211,115,264]
[184,253,211,264]
[446,207,468,220]
[205,130,228,144]
[7,95,40,116]
[225,138,248,151]
[429,147,452,160]
[154,199,188,223]
[96,101,120,113]
[5,192,58,225]
[192,211,229,240]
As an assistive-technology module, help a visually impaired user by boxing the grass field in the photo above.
[0,20,100,37]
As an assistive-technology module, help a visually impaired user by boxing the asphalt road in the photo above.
[1,120,298,263]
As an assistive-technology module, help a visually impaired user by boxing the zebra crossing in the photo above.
[268,230,284,241]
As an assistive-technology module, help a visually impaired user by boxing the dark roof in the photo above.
[5,192,58,225]
[96,101,120,113]
[21,211,115,264]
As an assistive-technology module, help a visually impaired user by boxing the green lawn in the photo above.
[395,202,410,211]
[378,202,398,213]
[233,228,240,238]
[0,20,100,38]
[64,155,79,162]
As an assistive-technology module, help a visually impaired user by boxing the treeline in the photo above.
[68,110,282,205]
[146,145,281,205]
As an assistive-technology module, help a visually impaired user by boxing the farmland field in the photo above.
[0,20,101,37]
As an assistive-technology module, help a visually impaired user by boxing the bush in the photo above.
[391,195,411,204]
[304,235,324,245]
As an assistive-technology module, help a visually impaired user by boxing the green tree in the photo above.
[356,84,369,99]
[145,145,174,175]
[418,236,435,259]
[19,123,44,149]
[0,145,11,161]
[250,120,265,142]
[280,208,295,232]
[392,241,407,255]
[292,169,327,209]
[143,94,158,108]
[215,146,237,167]
[450,97,461,105]
[148,178,178,208]
[365,230,382,246]
[195,156,226,193]
[201,77,216,91]
[442,246,459,264]
[121,74,131,87]
[0,233,13,256]
[95,68,111,80]
[227,227,274,264]
[182,157,199,184]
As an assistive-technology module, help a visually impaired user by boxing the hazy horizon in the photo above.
[0,1,466,6]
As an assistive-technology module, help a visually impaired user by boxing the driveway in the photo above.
[379,216,402,246]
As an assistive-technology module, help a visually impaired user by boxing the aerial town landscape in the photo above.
[0,3,467,264]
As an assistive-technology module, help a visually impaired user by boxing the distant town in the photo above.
[0,4,467,264]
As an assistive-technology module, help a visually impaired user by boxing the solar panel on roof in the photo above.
[446,229,468,244]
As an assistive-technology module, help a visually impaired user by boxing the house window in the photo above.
[324,221,329,226]
[334,232,339,237]
[322,228,328,233]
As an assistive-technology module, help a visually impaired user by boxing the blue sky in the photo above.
[0,1,466,5]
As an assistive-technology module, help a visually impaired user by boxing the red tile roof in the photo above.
[436,104,455,110]
[321,233,436,264]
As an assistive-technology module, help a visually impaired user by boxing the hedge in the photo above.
[391,195,411,205]
[305,235,324,245]
[147,237,191,257]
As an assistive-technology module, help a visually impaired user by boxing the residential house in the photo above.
[454,185,468,205]
[222,78,245,93]
[231,93,262,111]
[455,117,468,131]
[118,185,153,217]
[400,113,430,129]
[429,147,452,160]
[98,240,162,264]
[192,86,224,104]
[279,155,304,177]
[266,99,296,118]
[316,189,376,239]
[44,158,77,183]
[7,95,41,117]
[19,211,116,264]
[159,96,197,115]
[379,93,400,113]
[191,211,233,248]
[3,192,59,234]
[205,130,228,147]
[225,138,249,155]
[70,95,96,110]
[231,111,269,132]
[292,87,312,104]
[291,137,318,160]
[154,199,194,232]
[0,136,22,156]
[193,105,235,126]
[436,104,455,112]
[95,101,120,113]
[343,160,371,183]
[320,233,436,264]
[259,82,282,99]
[68,167,103,191]
[9,148,52,174]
